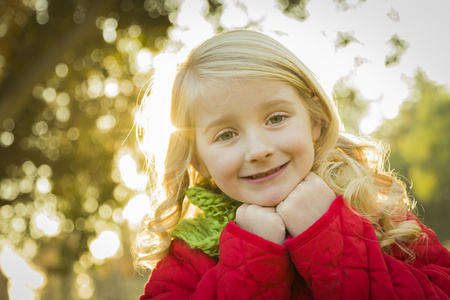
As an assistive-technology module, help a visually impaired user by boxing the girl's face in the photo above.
[193,80,321,206]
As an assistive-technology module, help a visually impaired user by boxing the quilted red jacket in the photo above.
[140,196,450,299]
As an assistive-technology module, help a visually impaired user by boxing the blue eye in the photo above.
[268,114,287,125]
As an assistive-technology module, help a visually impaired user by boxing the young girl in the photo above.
[134,30,450,299]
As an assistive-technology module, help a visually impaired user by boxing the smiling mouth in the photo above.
[245,163,287,180]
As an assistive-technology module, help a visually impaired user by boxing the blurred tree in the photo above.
[333,77,372,135]
[376,71,450,243]
[0,0,30,90]
[0,0,177,299]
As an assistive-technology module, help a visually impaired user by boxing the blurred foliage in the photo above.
[335,71,450,242]
[335,31,359,49]
[0,0,177,299]
[385,34,409,67]
[334,77,372,135]
[376,72,450,242]
[278,0,311,21]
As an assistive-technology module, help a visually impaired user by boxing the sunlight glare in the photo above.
[8,283,34,300]
[123,193,151,229]
[220,1,249,28]
[96,115,116,131]
[136,0,215,187]
[136,0,215,192]
[35,176,52,194]
[34,212,61,236]
[104,77,120,98]
[170,0,214,50]
[102,18,118,44]
[137,52,179,186]
[118,153,148,191]
[135,48,153,72]
[0,245,46,300]
[89,230,121,260]
[360,116,382,135]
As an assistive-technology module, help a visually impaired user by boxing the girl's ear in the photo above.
[190,153,211,178]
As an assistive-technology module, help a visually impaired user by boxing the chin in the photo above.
[233,189,290,207]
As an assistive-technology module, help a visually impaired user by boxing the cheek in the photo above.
[208,155,238,180]
[283,134,311,153]
[204,154,241,194]
[284,138,315,167]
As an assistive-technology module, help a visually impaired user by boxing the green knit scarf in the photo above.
[171,186,241,257]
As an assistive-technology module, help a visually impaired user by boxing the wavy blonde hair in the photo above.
[133,30,423,270]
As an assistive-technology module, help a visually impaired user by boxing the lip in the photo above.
[241,162,289,184]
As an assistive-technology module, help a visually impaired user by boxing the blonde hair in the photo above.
[133,30,423,269]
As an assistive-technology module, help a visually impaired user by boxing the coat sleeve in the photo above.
[285,195,450,300]
[140,222,294,300]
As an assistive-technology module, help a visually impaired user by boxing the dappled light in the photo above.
[33,212,61,236]
[135,48,154,72]
[95,115,116,132]
[0,131,14,147]
[104,78,120,98]
[100,18,118,44]
[123,193,152,229]
[118,153,148,191]
[136,52,179,186]
[89,230,121,260]
[76,272,95,299]
[0,245,46,300]
[0,0,449,299]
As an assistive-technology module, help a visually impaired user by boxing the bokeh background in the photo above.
[0,0,449,299]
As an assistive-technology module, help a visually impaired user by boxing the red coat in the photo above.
[140,196,450,299]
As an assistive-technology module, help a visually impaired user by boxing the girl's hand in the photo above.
[276,172,335,237]
[236,204,286,245]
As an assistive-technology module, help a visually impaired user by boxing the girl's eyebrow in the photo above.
[201,99,296,135]
[260,98,296,109]
[202,115,234,135]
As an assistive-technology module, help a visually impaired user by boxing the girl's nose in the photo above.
[245,131,274,162]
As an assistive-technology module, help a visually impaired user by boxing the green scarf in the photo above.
[172,186,241,257]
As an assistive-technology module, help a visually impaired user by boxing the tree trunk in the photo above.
[0,269,9,300]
